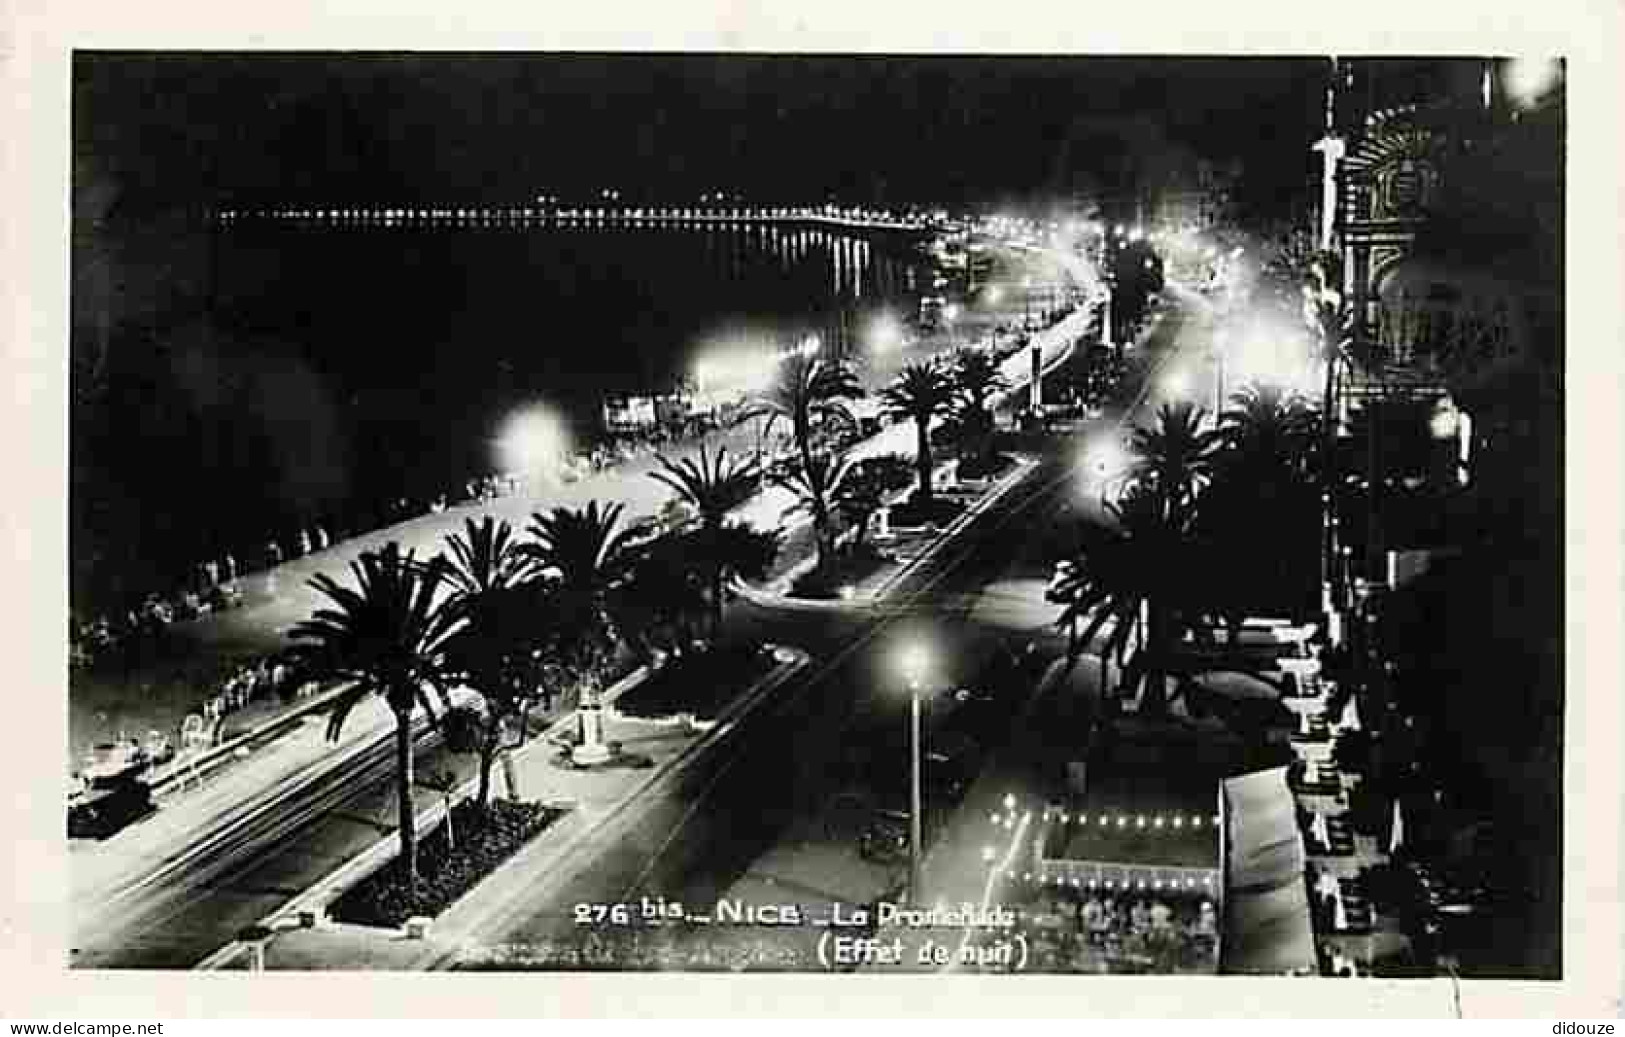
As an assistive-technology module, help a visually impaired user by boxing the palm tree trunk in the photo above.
[971,404,992,465]
[477,723,498,810]
[914,418,933,503]
[395,708,417,885]
[1141,607,1170,716]
[711,564,725,635]
[812,497,833,570]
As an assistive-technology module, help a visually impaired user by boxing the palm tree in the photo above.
[699,520,781,602]
[950,348,1010,465]
[882,361,957,504]
[736,352,863,552]
[525,500,638,606]
[1054,487,1201,717]
[443,514,535,599]
[286,543,463,884]
[736,350,863,473]
[439,517,544,810]
[1202,381,1322,620]
[772,449,860,571]
[651,445,760,629]
[524,501,637,701]
[1217,381,1318,480]
[613,530,710,659]
[1128,401,1219,519]
[440,577,560,808]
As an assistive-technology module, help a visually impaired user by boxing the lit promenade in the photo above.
[191,298,1093,653]
[71,243,1091,762]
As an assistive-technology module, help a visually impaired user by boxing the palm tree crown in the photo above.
[288,543,463,739]
[951,348,1010,414]
[883,361,956,423]
[1129,401,1219,517]
[736,351,863,466]
[651,445,759,531]
[650,445,774,628]
[1218,381,1318,479]
[772,449,859,569]
[524,500,638,604]
[443,515,536,599]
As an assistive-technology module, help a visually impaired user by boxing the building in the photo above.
[1307,56,1563,588]
[1285,55,1565,978]
[601,393,695,433]
[1151,157,1244,236]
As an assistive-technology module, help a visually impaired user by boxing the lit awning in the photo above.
[1219,766,1318,975]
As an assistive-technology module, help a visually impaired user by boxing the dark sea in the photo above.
[72,224,935,607]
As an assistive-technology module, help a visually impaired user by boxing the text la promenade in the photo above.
[575,896,1016,929]
[712,898,1016,929]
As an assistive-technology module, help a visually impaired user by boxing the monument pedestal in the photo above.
[571,703,612,766]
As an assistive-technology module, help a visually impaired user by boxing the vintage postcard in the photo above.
[6,0,1620,1020]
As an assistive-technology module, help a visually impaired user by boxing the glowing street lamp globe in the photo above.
[1082,437,1132,499]
[898,643,931,690]
[1162,368,1190,398]
[496,404,569,485]
[1504,57,1562,109]
[868,312,904,353]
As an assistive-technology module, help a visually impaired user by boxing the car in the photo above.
[1046,560,1079,603]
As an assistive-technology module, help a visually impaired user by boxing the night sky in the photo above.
[74,53,1328,216]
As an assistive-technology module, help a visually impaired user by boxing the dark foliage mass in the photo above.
[329,799,567,929]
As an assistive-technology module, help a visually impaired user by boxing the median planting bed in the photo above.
[328,798,568,929]
[789,543,894,599]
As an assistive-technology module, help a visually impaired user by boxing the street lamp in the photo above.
[1162,367,1190,400]
[897,642,932,905]
[867,311,904,354]
[237,924,276,971]
[496,403,569,490]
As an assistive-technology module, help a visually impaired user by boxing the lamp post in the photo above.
[899,643,931,905]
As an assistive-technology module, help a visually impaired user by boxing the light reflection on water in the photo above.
[79,223,935,582]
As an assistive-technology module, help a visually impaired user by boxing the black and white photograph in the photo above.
[8,4,1618,1014]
